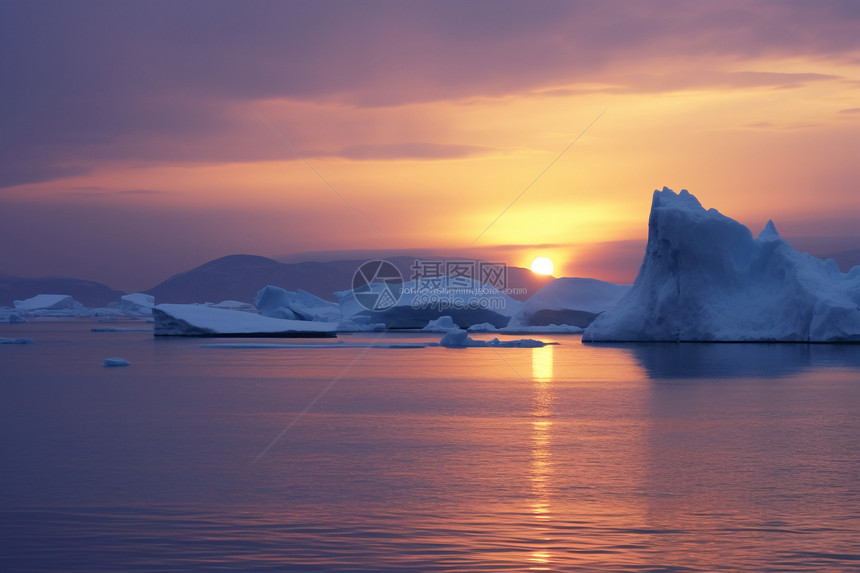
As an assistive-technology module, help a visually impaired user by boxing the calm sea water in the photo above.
[2,320,859,572]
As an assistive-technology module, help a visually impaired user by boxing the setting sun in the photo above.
[530,256,554,276]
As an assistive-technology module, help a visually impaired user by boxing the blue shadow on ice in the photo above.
[588,342,860,379]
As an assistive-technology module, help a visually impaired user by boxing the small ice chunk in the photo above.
[102,357,131,367]
[0,337,33,344]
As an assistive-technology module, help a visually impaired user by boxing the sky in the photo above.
[1,0,859,292]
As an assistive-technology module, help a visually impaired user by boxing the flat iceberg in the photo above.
[467,321,583,334]
[439,328,552,348]
[153,303,337,337]
[102,357,131,367]
[583,187,860,342]
[510,278,630,328]
[200,342,429,349]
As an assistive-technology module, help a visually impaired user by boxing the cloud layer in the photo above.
[1,1,859,289]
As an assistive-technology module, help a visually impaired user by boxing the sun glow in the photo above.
[530,257,554,276]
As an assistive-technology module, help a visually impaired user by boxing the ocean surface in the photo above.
[2,320,859,572]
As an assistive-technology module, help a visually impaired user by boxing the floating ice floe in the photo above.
[102,357,131,367]
[153,303,338,337]
[0,337,33,344]
[583,187,860,342]
[439,329,553,348]
[120,293,155,316]
[201,342,428,349]
[509,278,630,328]
[256,285,342,322]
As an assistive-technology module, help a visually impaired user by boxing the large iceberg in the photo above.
[510,278,630,328]
[583,188,860,342]
[153,304,337,337]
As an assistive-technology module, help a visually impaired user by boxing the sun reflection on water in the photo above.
[528,345,555,566]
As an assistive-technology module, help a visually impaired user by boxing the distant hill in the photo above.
[0,274,125,307]
[145,254,555,304]
[145,255,357,304]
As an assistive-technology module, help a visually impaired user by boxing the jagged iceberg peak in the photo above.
[583,187,860,342]
[652,187,703,212]
[757,219,780,241]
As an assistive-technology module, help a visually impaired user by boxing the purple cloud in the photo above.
[2,0,859,186]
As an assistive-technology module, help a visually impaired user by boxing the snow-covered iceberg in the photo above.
[153,303,337,337]
[583,187,860,342]
[256,286,342,322]
[14,294,83,311]
[510,278,630,327]
[420,315,462,333]
[120,293,155,316]
[337,277,522,329]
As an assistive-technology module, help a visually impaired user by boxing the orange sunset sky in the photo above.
[1,1,859,291]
